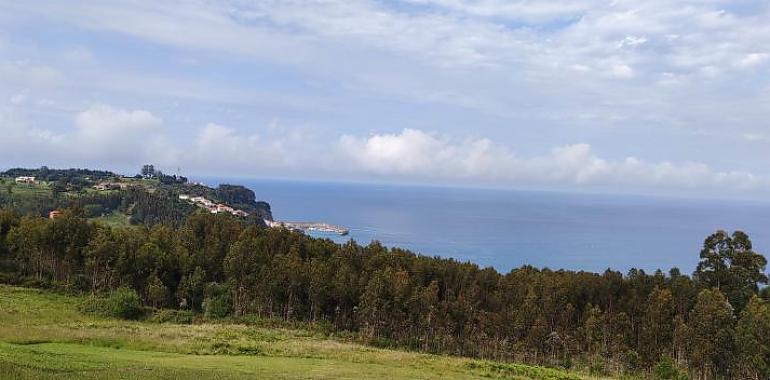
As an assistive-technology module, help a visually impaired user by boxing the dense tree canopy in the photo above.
[695,230,768,312]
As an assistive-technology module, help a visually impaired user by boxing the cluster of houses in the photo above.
[14,176,36,184]
[93,182,129,191]
[178,194,249,217]
[263,219,350,235]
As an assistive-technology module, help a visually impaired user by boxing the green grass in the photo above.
[91,211,133,228]
[0,178,52,197]
[0,286,607,379]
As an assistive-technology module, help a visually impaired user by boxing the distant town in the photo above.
[178,194,250,217]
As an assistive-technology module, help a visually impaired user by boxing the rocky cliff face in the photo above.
[253,201,273,221]
[214,184,272,221]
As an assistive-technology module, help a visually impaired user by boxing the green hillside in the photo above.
[0,285,604,380]
[0,167,272,227]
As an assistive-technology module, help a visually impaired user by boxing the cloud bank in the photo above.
[1,104,767,198]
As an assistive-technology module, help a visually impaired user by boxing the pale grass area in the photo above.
[0,285,615,379]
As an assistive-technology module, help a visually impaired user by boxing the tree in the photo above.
[725,231,768,312]
[7,216,49,280]
[84,225,118,291]
[48,209,93,283]
[580,304,606,357]
[224,228,269,315]
[688,289,735,380]
[761,287,770,302]
[695,231,733,290]
[178,266,206,310]
[141,164,155,178]
[734,296,770,379]
[639,287,675,366]
[147,273,168,308]
[203,282,232,318]
[0,209,19,257]
[695,230,768,312]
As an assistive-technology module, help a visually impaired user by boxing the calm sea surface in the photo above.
[204,178,770,274]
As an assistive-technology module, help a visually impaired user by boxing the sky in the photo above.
[1,0,770,199]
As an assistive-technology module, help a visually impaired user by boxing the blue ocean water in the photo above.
[206,178,770,274]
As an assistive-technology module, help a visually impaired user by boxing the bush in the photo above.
[149,309,195,324]
[83,204,104,218]
[80,287,144,320]
[464,361,582,380]
[202,282,232,319]
[654,355,687,380]
[68,274,90,292]
[20,277,53,289]
[588,354,607,376]
[0,271,23,285]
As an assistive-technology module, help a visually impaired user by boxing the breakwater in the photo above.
[265,220,349,235]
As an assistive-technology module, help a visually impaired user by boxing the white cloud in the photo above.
[610,63,635,78]
[9,92,27,105]
[402,0,593,23]
[0,104,170,168]
[738,53,769,68]
[177,122,323,174]
[618,35,648,48]
[72,105,165,161]
[336,129,770,194]
[2,103,770,198]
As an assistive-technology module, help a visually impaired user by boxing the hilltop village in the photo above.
[2,166,347,235]
[178,194,250,217]
[0,166,272,227]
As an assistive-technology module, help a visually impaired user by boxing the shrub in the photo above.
[203,282,232,319]
[20,277,52,289]
[80,287,143,320]
[654,355,687,380]
[465,361,583,380]
[83,204,104,218]
[149,309,195,324]
[69,274,90,292]
[588,354,607,376]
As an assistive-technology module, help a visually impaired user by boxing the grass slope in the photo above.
[0,178,52,197]
[0,286,606,379]
[90,210,133,228]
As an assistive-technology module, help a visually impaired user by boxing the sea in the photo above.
[203,178,770,275]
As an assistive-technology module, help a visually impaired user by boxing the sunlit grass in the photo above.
[90,210,133,227]
[0,285,611,379]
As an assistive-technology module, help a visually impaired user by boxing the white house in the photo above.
[190,196,213,206]
[216,204,234,214]
[15,176,35,184]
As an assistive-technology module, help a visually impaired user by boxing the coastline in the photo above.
[265,219,349,235]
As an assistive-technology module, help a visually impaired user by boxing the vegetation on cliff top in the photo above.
[0,166,272,226]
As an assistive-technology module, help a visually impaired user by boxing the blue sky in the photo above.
[1,0,770,199]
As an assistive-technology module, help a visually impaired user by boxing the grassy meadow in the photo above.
[0,285,612,380]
